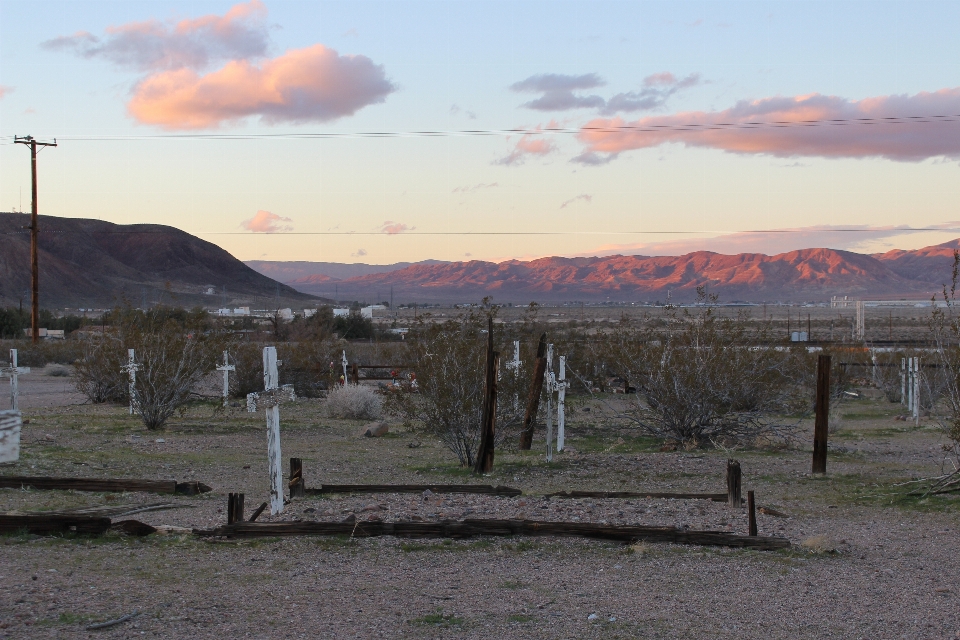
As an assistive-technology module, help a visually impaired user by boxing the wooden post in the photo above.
[248,502,268,522]
[351,363,359,385]
[216,351,235,408]
[556,355,568,451]
[747,490,757,536]
[519,333,547,450]
[121,349,140,415]
[227,493,245,524]
[2,349,31,412]
[290,458,304,498]
[474,317,499,473]
[812,354,831,474]
[726,459,741,507]
[545,344,555,462]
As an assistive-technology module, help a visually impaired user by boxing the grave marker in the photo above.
[215,351,235,407]
[1,349,30,411]
[263,346,284,515]
[545,344,555,462]
[556,355,568,451]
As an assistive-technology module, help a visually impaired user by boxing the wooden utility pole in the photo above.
[13,136,57,344]
[812,354,831,474]
[474,317,499,473]
[519,333,547,450]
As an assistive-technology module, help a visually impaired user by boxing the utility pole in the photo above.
[14,135,57,344]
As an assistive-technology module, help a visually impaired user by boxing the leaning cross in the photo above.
[215,351,235,407]
[262,346,285,515]
[1,349,30,411]
[120,349,141,415]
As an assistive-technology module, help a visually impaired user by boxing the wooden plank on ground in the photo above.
[194,518,789,550]
[306,484,522,497]
[0,514,111,536]
[546,490,730,502]
[0,477,211,495]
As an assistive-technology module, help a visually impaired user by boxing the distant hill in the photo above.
[0,213,319,308]
[245,259,449,282]
[262,243,960,303]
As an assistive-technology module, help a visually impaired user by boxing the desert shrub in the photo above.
[74,333,128,404]
[606,289,811,447]
[322,384,383,420]
[44,364,70,377]
[279,339,342,397]
[228,341,266,398]
[385,309,527,466]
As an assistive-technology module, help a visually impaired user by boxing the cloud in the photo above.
[560,194,592,209]
[452,182,498,193]
[241,210,293,233]
[379,221,414,235]
[511,72,606,111]
[41,1,268,72]
[600,72,701,115]
[510,71,699,114]
[352,248,368,257]
[571,151,619,166]
[496,126,559,166]
[578,88,960,162]
[0,86,12,99]
[127,44,396,129]
[579,223,960,258]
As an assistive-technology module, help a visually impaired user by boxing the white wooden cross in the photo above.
[341,350,349,385]
[263,346,284,515]
[1,349,30,411]
[216,351,235,407]
[120,349,141,415]
[556,355,569,452]
[544,343,555,462]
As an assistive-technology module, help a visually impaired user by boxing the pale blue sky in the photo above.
[1,0,958,263]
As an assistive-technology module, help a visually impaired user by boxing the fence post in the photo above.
[519,334,547,450]
[726,460,741,507]
[474,317,499,473]
[747,490,757,536]
[290,458,304,498]
[227,493,245,524]
[812,354,831,475]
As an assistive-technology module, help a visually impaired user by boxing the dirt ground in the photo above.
[1,373,959,639]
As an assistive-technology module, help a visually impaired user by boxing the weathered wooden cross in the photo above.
[262,346,285,515]
[215,351,235,407]
[544,343,555,462]
[341,350,349,385]
[504,340,521,411]
[120,349,141,415]
[1,349,30,411]
[556,355,569,452]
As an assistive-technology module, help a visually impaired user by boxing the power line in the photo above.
[1,113,958,143]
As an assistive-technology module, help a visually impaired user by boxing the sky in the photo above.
[1,0,959,265]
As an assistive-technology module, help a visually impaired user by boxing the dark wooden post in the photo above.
[474,317,499,473]
[747,490,757,536]
[290,458,304,498]
[351,363,359,385]
[227,493,245,524]
[726,459,741,507]
[813,354,831,474]
[519,333,547,450]
[248,501,268,522]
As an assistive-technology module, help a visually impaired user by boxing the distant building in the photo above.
[333,308,350,317]
[303,309,317,318]
[278,308,293,320]
[361,305,387,319]
[22,328,64,340]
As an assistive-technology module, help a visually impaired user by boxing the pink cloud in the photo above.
[379,221,414,235]
[577,88,960,163]
[128,44,396,129]
[0,86,12,99]
[241,210,293,233]
[496,126,559,166]
[42,1,268,71]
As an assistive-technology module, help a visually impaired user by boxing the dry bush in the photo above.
[385,308,527,467]
[279,339,344,398]
[44,364,70,377]
[605,290,811,447]
[228,341,266,398]
[322,384,383,420]
[74,333,128,404]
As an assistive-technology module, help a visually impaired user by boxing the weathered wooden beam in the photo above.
[195,518,789,550]
[0,476,211,495]
[546,490,731,502]
[305,484,522,497]
[0,514,111,536]
[248,502,268,522]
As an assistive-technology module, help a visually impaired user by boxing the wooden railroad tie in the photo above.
[0,476,212,495]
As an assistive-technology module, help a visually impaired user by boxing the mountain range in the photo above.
[249,241,960,303]
[0,213,316,308]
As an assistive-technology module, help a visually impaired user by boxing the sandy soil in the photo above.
[1,376,959,639]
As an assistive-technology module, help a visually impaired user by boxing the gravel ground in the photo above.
[1,377,959,639]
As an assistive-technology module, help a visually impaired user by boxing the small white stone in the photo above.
[587,613,598,621]
[155,438,165,443]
